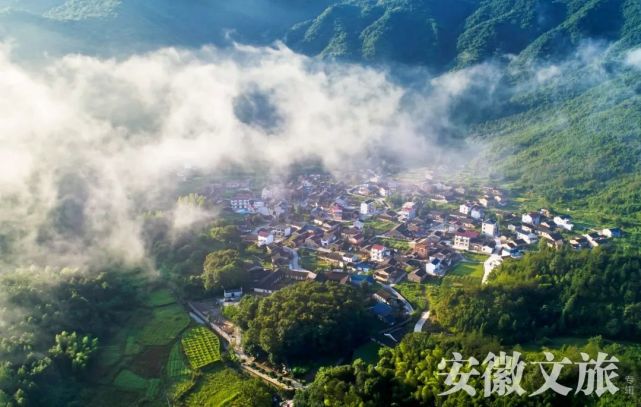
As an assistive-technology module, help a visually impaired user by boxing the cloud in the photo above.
[0,42,498,268]
[625,48,641,69]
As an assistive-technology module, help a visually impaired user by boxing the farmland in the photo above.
[181,327,222,370]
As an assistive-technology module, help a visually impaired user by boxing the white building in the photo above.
[370,244,388,262]
[459,203,472,215]
[522,212,541,225]
[399,202,416,220]
[257,230,274,246]
[426,258,443,276]
[554,215,574,231]
[481,220,498,237]
[470,206,484,220]
[360,200,376,216]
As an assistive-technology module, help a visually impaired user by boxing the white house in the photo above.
[370,244,388,262]
[426,258,443,276]
[453,231,479,251]
[459,202,472,215]
[399,202,416,220]
[230,191,253,212]
[481,220,498,237]
[470,206,484,220]
[522,212,541,225]
[554,215,574,231]
[257,229,274,247]
[516,229,538,244]
[360,200,376,216]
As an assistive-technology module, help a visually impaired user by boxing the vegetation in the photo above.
[296,332,641,406]
[184,365,271,407]
[137,304,190,346]
[431,247,641,344]
[181,327,222,370]
[234,281,373,363]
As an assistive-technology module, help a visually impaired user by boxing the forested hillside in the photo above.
[286,0,641,69]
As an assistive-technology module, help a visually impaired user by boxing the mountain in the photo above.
[285,0,641,70]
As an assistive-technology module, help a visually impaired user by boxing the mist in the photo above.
[0,41,502,269]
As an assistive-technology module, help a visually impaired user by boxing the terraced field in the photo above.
[181,327,222,370]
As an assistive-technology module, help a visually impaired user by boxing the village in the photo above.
[193,170,623,336]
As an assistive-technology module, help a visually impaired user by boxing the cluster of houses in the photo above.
[206,172,622,321]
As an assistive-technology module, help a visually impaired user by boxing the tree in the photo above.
[202,249,249,290]
[236,281,372,363]
[49,331,98,373]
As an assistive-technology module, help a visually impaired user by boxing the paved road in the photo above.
[414,311,431,333]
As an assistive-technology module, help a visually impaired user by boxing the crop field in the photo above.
[167,341,192,380]
[145,288,176,307]
[184,366,245,406]
[137,304,190,346]
[181,327,222,369]
[113,369,148,392]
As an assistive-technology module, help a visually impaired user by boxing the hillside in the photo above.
[285,0,641,69]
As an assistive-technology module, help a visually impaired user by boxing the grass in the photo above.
[145,288,176,307]
[181,327,222,370]
[113,369,148,392]
[352,341,383,364]
[96,345,121,368]
[365,219,396,235]
[395,281,429,311]
[184,365,246,407]
[137,304,190,346]
[167,341,192,380]
[443,255,485,288]
[379,238,411,251]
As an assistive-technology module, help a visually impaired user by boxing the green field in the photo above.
[395,281,430,311]
[184,366,246,406]
[145,288,177,307]
[113,369,148,392]
[181,327,222,370]
[443,256,485,288]
[137,304,191,346]
[365,219,396,235]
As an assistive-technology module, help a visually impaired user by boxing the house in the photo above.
[360,200,376,216]
[329,203,343,221]
[414,240,430,259]
[553,215,574,231]
[479,197,490,207]
[453,231,479,251]
[459,202,472,216]
[522,212,541,225]
[371,302,396,324]
[470,206,484,220]
[584,232,607,248]
[272,225,292,238]
[230,191,254,213]
[370,244,389,262]
[373,266,405,284]
[601,228,623,238]
[223,288,243,302]
[481,220,498,237]
[426,258,443,276]
[321,232,337,247]
[570,236,590,250]
[516,228,538,244]
[399,202,417,221]
[348,274,374,287]
[408,268,428,282]
[373,289,396,305]
[257,229,274,246]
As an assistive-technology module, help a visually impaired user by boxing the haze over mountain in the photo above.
[1,0,640,239]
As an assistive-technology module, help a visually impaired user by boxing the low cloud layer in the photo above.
[0,42,502,268]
